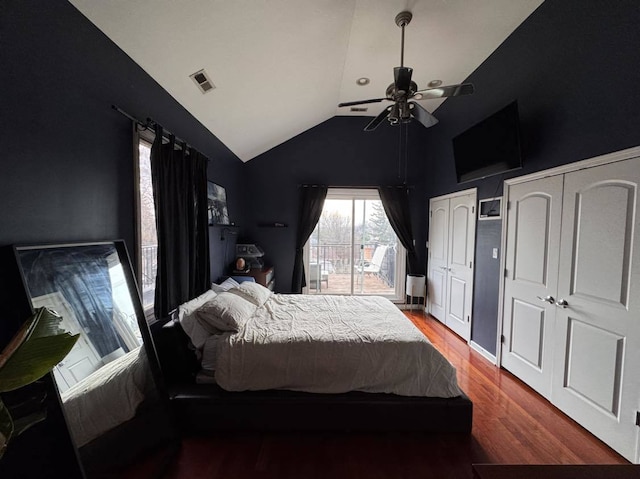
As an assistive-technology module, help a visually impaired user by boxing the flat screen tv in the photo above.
[453,101,522,183]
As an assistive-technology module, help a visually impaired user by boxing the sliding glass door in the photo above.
[305,189,405,301]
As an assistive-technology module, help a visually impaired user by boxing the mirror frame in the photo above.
[12,240,171,475]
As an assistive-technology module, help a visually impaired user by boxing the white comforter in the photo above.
[61,346,148,447]
[213,294,461,398]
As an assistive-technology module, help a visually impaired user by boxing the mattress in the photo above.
[202,294,461,398]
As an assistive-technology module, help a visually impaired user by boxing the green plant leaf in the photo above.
[0,308,79,393]
[31,307,66,339]
[0,312,39,371]
[0,397,13,460]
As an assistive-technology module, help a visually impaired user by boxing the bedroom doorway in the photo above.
[304,188,405,301]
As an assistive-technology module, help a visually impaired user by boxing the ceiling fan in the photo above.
[338,11,474,131]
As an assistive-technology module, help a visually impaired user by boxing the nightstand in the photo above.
[237,266,275,291]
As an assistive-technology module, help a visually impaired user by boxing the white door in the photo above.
[444,193,476,340]
[501,175,564,398]
[31,292,103,392]
[428,198,449,321]
[551,158,640,463]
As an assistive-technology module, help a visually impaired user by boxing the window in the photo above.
[135,133,157,322]
[304,188,406,301]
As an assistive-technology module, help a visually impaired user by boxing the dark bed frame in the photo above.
[153,318,473,434]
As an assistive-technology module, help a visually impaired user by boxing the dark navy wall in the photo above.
[243,117,432,293]
[0,0,243,271]
[420,0,640,354]
[471,219,503,353]
[1,2,243,473]
[423,0,640,197]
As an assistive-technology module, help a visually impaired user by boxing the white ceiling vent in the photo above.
[190,69,215,93]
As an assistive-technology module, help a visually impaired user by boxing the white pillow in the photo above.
[229,281,272,307]
[211,277,240,293]
[177,289,218,349]
[197,292,257,332]
[177,289,218,321]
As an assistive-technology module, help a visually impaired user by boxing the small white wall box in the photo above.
[479,197,502,220]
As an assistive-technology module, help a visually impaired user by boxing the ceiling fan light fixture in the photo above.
[337,11,474,131]
[388,103,400,125]
[399,102,411,122]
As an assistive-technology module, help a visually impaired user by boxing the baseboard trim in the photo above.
[470,341,497,365]
[398,304,426,311]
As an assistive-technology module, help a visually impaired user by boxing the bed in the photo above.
[154,280,473,433]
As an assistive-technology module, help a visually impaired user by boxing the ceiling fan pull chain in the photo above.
[404,121,409,184]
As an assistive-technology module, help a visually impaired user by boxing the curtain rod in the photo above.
[112,104,198,153]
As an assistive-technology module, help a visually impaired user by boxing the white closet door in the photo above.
[428,198,449,321]
[551,157,640,463]
[445,193,476,341]
[501,175,564,399]
[31,292,103,393]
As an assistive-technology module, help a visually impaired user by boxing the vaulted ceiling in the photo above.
[69,0,544,162]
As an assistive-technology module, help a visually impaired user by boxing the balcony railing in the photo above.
[140,244,157,310]
[309,242,396,292]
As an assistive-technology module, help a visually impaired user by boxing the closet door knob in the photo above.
[537,295,555,304]
[555,299,569,308]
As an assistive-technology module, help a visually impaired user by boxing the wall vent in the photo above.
[190,69,215,94]
[350,107,368,112]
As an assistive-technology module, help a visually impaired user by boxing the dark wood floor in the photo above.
[124,311,627,479]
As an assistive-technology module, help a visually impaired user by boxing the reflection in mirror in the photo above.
[15,241,171,477]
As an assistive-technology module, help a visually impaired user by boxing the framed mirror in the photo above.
[13,240,173,477]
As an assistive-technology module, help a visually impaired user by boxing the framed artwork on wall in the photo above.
[208,181,229,225]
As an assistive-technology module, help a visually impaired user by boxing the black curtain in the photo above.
[151,125,210,318]
[378,186,419,274]
[291,185,327,293]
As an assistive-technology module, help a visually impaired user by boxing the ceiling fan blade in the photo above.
[413,83,475,100]
[338,98,388,108]
[394,67,413,94]
[409,102,439,129]
[364,106,393,132]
